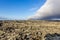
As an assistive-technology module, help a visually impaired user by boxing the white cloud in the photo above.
[28,0,60,20]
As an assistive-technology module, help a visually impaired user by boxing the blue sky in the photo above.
[0,0,46,20]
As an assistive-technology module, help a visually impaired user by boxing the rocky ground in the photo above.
[0,20,60,40]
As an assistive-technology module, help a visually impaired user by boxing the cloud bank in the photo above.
[29,0,60,20]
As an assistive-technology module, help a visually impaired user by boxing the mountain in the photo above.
[0,17,11,20]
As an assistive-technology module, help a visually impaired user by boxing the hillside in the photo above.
[0,20,60,40]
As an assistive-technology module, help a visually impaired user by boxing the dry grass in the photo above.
[0,20,60,40]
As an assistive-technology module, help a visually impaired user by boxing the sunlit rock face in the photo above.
[29,0,60,20]
[45,33,60,40]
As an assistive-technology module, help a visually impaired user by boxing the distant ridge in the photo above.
[28,18,60,22]
[0,17,12,20]
[0,17,8,20]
